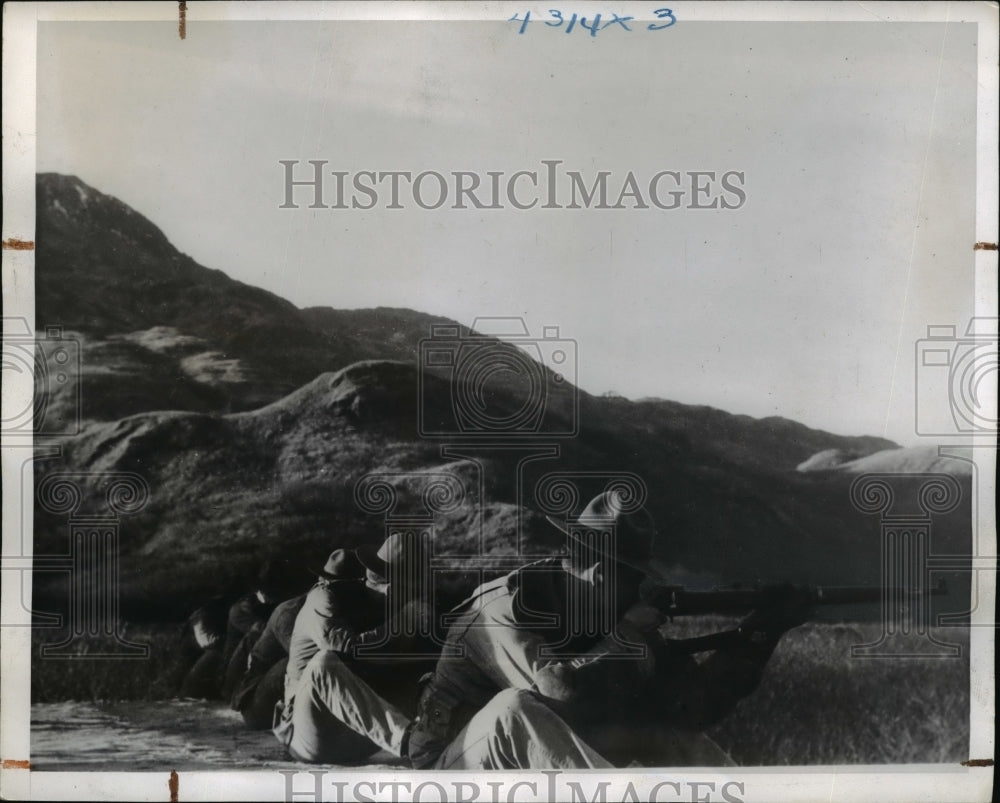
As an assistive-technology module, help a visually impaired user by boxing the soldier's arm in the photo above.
[316,608,363,652]
[650,585,812,730]
[348,599,433,653]
[294,586,360,653]
[272,597,306,654]
[228,595,267,637]
[314,593,430,654]
[530,604,660,708]
[246,624,285,674]
[647,630,776,730]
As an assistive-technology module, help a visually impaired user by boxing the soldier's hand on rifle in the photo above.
[621,600,665,635]
[738,583,814,645]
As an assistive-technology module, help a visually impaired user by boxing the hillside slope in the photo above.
[35,173,464,418]
[31,174,971,618]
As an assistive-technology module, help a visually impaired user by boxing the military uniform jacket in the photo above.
[407,559,656,767]
[285,580,386,705]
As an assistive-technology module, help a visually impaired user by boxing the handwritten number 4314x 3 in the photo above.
[509,9,676,36]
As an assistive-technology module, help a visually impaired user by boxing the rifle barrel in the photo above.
[814,579,947,606]
[655,580,946,616]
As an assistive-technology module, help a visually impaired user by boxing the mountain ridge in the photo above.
[35,172,899,461]
[30,173,969,619]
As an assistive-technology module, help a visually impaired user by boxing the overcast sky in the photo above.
[36,19,979,445]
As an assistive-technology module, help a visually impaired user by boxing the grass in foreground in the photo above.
[30,619,971,764]
[31,622,182,702]
[701,620,970,764]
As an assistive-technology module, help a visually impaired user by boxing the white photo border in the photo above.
[2,2,996,801]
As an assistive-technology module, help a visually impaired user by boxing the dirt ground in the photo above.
[30,701,405,771]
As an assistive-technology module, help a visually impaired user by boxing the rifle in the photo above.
[643,579,947,654]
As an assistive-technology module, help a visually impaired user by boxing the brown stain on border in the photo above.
[178,2,187,40]
[973,242,998,251]
[2,759,31,769]
[169,769,179,801]
[2,239,34,251]
[960,758,994,767]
